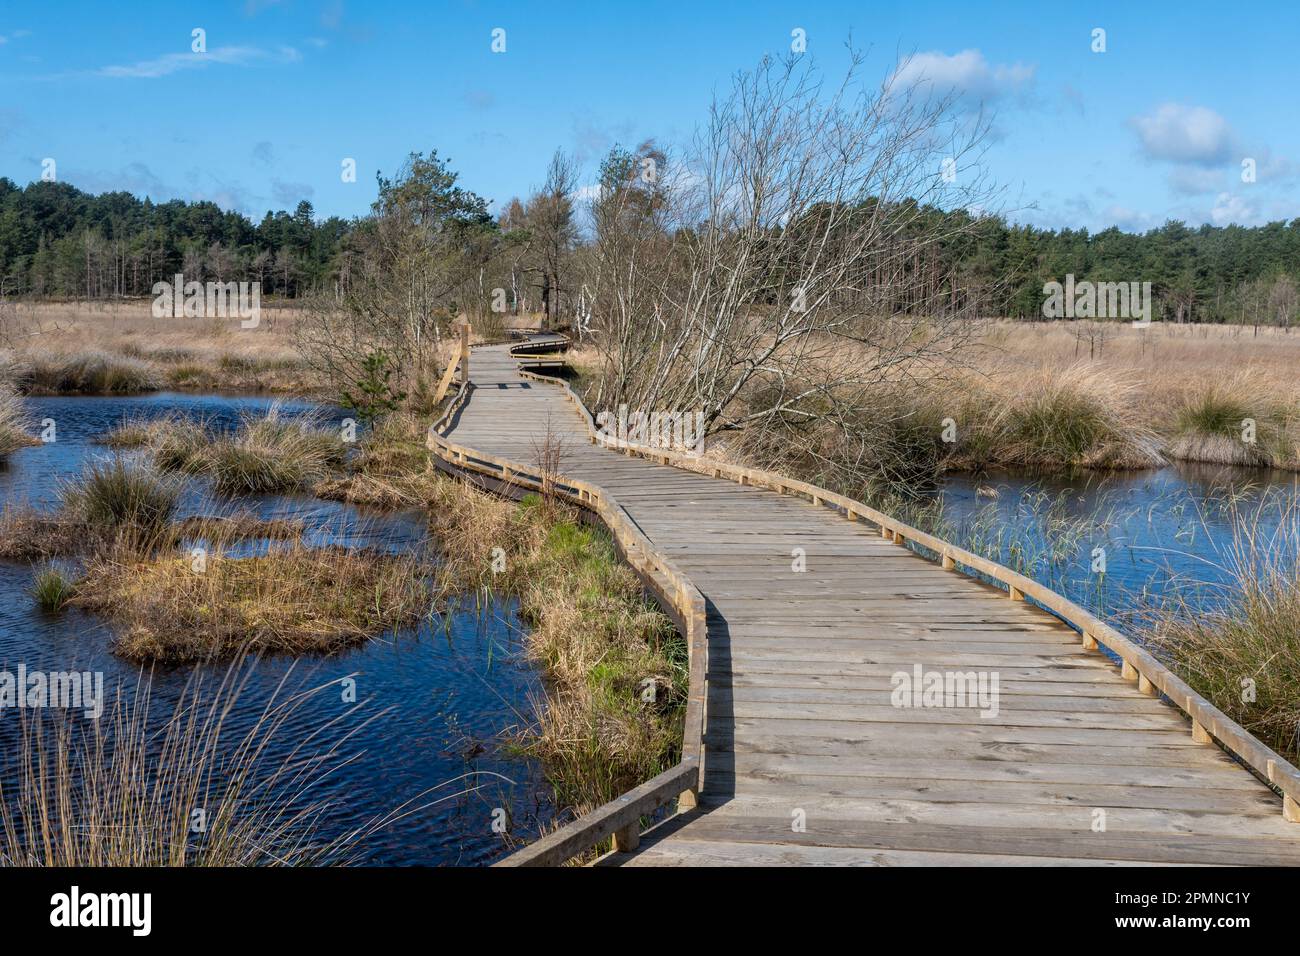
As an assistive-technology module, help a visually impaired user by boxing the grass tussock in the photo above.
[974,365,1166,471]
[97,413,188,449]
[314,412,440,508]
[204,410,346,494]
[59,457,181,533]
[1166,374,1298,469]
[72,539,430,663]
[110,406,348,495]
[17,350,160,395]
[723,363,1166,509]
[28,565,74,611]
[0,666,382,866]
[0,386,38,457]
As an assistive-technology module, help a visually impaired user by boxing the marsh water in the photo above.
[937,462,1300,624]
[0,393,554,865]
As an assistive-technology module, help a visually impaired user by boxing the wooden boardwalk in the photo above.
[442,337,1300,867]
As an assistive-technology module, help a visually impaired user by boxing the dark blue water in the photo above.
[938,462,1300,625]
[0,393,554,865]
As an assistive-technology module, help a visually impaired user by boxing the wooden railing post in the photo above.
[459,322,470,385]
[613,821,641,852]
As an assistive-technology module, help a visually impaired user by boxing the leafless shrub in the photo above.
[530,413,568,516]
[578,48,1002,494]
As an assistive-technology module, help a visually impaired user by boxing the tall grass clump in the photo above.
[0,666,381,866]
[29,565,74,611]
[24,350,160,394]
[60,458,180,534]
[97,413,189,449]
[1143,491,1300,761]
[981,366,1165,471]
[1167,375,1297,468]
[137,406,346,494]
[0,386,37,457]
[207,408,346,494]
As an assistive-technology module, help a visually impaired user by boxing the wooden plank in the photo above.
[453,337,1300,868]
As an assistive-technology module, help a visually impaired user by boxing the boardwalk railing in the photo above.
[429,333,1300,866]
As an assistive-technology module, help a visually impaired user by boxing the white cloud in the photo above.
[1130,103,1234,166]
[98,45,301,79]
[1210,191,1257,226]
[890,49,1036,105]
[1101,204,1157,233]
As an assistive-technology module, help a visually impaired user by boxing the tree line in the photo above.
[2,157,1298,330]
[0,178,348,299]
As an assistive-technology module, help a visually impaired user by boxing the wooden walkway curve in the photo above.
[433,334,1300,867]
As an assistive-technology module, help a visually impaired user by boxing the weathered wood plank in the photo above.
[442,337,1300,869]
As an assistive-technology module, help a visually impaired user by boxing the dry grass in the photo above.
[2,300,319,395]
[949,364,1166,471]
[72,538,430,663]
[124,406,348,495]
[1143,493,1300,761]
[0,385,37,456]
[682,321,1300,497]
[0,665,388,866]
[19,349,160,394]
[60,457,182,533]
[0,504,303,561]
[435,491,684,816]
[1166,373,1299,468]
[0,508,89,560]
[978,321,1300,454]
[313,412,441,508]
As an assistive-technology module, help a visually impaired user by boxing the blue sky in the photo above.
[2,0,1297,231]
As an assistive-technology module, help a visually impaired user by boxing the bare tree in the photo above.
[1268,274,1297,331]
[578,49,998,492]
[524,150,579,328]
[294,151,496,408]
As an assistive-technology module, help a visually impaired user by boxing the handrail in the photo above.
[433,332,1300,866]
